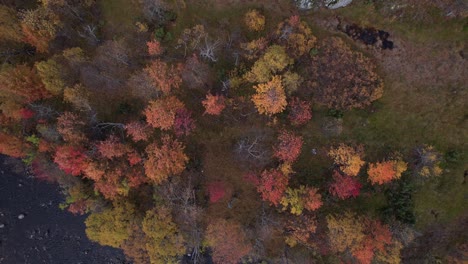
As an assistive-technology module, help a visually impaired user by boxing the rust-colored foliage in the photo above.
[202,93,226,116]
[252,75,287,115]
[174,108,196,136]
[352,220,393,264]
[0,64,51,103]
[205,218,252,264]
[144,135,188,184]
[273,130,303,163]
[146,40,163,56]
[56,112,87,143]
[367,160,406,185]
[144,96,185,130]
[125,121,151,142]
[0,132,27,158]
[329,170,362,199]
[276,15,317,57]
[328,144,365,177]
[121,226,150,264]
[97,135,129,159]
[288,97,312,126]
[240,37,268,60]
[304,187,323,211]
[144,59,182,95]
[207,181,226,203]
[310,37,383,110]
[127,151,142,166]
[257,169,289,206]
[54,145,88,176]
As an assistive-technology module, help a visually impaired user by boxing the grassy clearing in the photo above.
[99,0,141,38]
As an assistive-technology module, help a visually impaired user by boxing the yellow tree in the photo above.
[252,75,287,115]
[85,201,136,247]
[142,207,185,264]
[326,211,365,253]
[246,45,293,83]
[244,9,265,32]
[328,144,365,177]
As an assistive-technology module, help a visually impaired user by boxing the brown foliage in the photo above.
[288,97,312,126]
[276,15,317,57]
[0,132,27,158]
[0,64,51,103]
[56,112,87,143]
[125,121,151,142]
[310,37,383,110]
[205,218,252,264]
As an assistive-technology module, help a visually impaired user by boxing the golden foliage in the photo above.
[252,75,287,115]
[244,9,265,32]
[328,144,365,177]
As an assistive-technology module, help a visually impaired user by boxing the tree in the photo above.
[206,181,226,203]
[142,207,186,264]
[125,121,151,142]
[144,59,182,95]
[0,5,23,43]
[20,7,61,53]
[240,37,268,60]
[257,169,289,206]
[144,96,185,130]
[413,145,443,178]
[244,9,265,32]
[54,145,88,176]
[63,84,92,111]
[326,211,365,253]
[328,144,365,177]
[310,37,383,110]
[97,135,129,159]
[246,45,293,83]
[144,135,188,184]
[85,201,136,248]
[205,219,252,264]
[202,93,226,116]
[173,108,196,136]
[273,130,303,163]
[0,132,27,158]
[329,170,362,199]
[367,160,407,185]
[56,112,87,143]
[0,64,51,103]
[252,75,287,115]
[276,15,317,57]
[280,186,322,215]
[284,215,317,247]
[147,39,163,56]
[35,58,66,95]
[288,97,312,126]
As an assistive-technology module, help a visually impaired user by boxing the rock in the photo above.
[0,223,5,228]
[18,214,25,220]
[295,0,314,10]
[326,0,353,9]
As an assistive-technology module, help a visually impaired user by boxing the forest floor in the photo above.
[0,156,128,264]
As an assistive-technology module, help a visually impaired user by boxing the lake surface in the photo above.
[0,156,129,264]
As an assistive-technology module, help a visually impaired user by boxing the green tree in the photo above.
[36,58,66,95]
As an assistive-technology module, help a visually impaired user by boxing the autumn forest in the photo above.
[0,0,466,263]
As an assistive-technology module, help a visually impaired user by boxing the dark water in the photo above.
[0,156,128,264]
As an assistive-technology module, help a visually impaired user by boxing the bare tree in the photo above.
[199,37,221,62]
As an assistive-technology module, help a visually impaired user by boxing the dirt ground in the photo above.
[0,156,129,264]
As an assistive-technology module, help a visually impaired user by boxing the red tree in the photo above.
[202,93,226,115]
[257,169,289,206]
[329,170,362,199]
[304,187,323,211]
[288,97,312,126]
[207,181,226,203]
[273,130,303,163]
[144,96,185,130]
[174,108,196,136]
[147,40,163,56]
[54,145,88,176]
